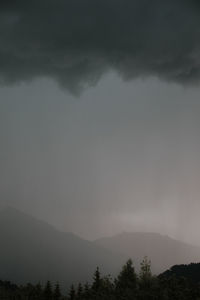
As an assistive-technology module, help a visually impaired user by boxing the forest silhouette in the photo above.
[1,258,200,300]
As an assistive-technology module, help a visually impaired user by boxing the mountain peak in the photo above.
[95,231,200,274]
[0,207,123,286]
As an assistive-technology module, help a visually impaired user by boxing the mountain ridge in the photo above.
[0,207,123,287]
[95,231,200,273]
[1,207,200,285]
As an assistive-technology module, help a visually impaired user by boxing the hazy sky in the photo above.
[1,0,200,245]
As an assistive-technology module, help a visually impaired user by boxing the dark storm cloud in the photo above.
[1,0,200,91]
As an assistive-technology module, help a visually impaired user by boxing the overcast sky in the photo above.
[1,0,200,245]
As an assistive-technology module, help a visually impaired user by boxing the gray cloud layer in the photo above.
[1,0,200,91]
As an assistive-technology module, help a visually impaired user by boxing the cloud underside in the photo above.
[1,0,200,92]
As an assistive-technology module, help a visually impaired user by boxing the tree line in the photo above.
[1,257,200,300]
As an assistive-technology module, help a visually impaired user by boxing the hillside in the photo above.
[159,263,200,284]
[1,207,200,286]
[0,208,123,286]
[95,232,200,273]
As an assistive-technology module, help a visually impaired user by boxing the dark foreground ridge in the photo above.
[1,259,200,300]
[159,262,200,284]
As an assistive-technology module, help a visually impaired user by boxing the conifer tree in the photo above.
[35,282,43,299]
[77,283,83,299]
[139,256,152,282]
[54,282,61,300]
[44,281,52,300]
[138,257,160,300]
[83,282,90,300]
[100,275,114,300]
[115,259,137,299]
[69,284,76,300]
[92,267,101,292]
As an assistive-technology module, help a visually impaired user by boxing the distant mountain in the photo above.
[1,208,200,287]
[0,208,123,287]
[159,263,200,284]
[94,232,200,274]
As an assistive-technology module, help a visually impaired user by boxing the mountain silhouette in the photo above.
[1,208,200,286]
[95,232,200,273]
[159,262,200,284]
[0,207,123,286]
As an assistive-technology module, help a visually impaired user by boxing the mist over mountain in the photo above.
[1,207,200,287]
[0,208,123,286]
[1,2,200,299]
[95,232,200,273]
